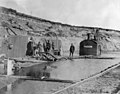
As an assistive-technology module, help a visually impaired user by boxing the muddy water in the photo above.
[50,58,120,80]
[0,79,71,94]
[16,58,120,81]
[0,58,120,94]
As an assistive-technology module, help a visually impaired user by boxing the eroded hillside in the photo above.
[0,6,120,52]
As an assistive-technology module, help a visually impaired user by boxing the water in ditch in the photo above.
[0,58,120,94]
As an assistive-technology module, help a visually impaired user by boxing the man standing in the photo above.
[36,41,42,56]
[69,43,75,58]
[46,40,51,53]
[26,37,34,56]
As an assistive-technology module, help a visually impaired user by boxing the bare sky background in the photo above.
[0,0,120,30]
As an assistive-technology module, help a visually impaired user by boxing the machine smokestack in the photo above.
[87,33,90,40]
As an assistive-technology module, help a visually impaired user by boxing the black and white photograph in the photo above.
[0,0,120,94]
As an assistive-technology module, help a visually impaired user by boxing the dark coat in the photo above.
[26,41,34,56]
[70,45,75,53]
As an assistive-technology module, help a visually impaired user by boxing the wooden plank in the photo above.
[0,75,75,84]
[9,58,47,63]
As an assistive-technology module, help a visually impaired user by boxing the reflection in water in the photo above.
[13,59,120,81]
[0,79,71,94]
[15,63,51,79]
[50,59,120,80]
[0,79,36,94]
[0,86,7,94]
[0,80,20,94]
[6,84,12,94]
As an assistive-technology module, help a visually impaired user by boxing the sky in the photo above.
[0,0,120,30]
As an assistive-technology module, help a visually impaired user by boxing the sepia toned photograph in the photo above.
[0,0,120,94]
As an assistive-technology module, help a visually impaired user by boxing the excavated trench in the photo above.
[0,57,120,94]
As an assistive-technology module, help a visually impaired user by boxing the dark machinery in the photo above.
[79,33,101,56]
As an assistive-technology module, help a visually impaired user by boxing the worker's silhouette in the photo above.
[26,37,34,56]
[69,43,75,58]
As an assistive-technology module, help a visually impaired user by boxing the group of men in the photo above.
[26,37,41,56]
[26,37,75,58]
[26,38,53,57]
[43,40,52,53]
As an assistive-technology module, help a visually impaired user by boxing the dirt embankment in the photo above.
[1,7,120,52]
